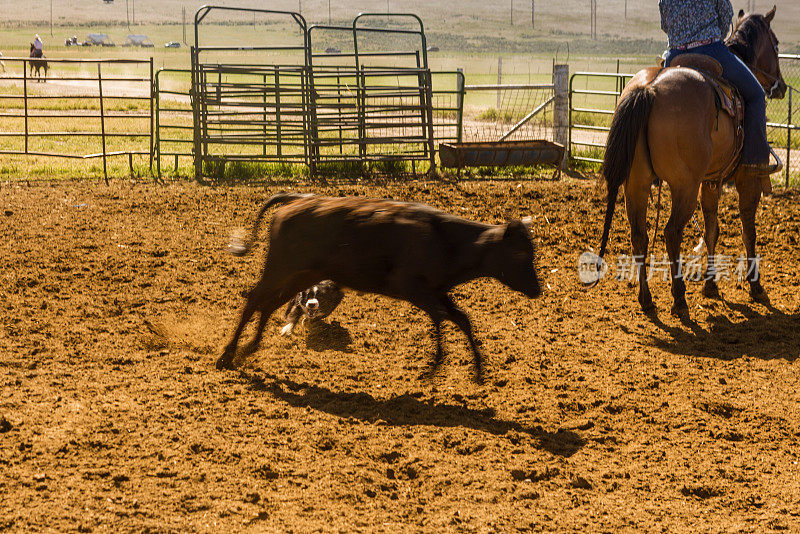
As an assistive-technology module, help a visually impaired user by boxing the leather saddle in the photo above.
[667,54,745,182]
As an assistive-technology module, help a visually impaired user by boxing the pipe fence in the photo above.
[0,56,153,183]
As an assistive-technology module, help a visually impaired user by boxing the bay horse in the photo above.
[598,6,786,315]
[29,43,48,81]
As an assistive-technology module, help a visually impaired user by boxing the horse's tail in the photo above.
[228,192,314,257]
[598,85,655,259]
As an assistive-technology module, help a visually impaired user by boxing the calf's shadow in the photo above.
[240,371,583,458]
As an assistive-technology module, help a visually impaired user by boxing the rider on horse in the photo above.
[660,0,776,190]
[32,34,44,58]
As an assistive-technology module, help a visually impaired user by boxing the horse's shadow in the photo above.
[239,371,584,458]
[644,299,799,361]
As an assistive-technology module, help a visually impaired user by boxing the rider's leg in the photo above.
[667,42,773,192]
[701,42,769,165]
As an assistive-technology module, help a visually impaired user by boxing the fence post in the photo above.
[787,87,792,188]
[275,67,282,158]
[23,60,29,154]
[456,68,464,144]
[424,69,436,174]
[149,57,154,175]
[497,57,502,109]
[98,63,109,185]
[262,73,268,157]
[155,70,162,180]
[357,66,367,170]
[191,46,203,183]
[553,63,569,169]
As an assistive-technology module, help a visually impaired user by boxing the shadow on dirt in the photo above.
[239,371,583,457]
[305,321,353,353]
[644,302,800,361]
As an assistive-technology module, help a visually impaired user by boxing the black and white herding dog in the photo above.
[281,280,344,336]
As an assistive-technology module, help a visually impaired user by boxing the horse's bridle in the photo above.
[749,62,784,98]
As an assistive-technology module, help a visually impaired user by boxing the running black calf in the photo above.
[219,193,542,383]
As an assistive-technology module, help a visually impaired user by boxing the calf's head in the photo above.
[484,219,542,298]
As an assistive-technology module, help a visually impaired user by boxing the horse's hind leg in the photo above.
[700,182,722,298]
[625,173,654,311]
[734,169,767,301]
[664,182,701,314]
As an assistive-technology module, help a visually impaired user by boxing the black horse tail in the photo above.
[598,85,655,260]
[228,193,314,257]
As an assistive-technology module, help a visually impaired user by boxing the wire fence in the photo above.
[461,83,555,143]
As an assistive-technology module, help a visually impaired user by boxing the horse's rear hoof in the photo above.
[639,300,656,314]
[670,303,689,318]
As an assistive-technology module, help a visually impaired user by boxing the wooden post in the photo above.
[23,60,29,154]
[553,64,569,170]
[98,63,109,185]
[497,57,502,109]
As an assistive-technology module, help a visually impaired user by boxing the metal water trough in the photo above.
[438,140,564,169]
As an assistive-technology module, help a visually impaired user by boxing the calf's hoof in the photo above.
[702,281,721,299]
[472,366,485,385]
[216,353,234,370]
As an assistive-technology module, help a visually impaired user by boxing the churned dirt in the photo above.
[1,177,799,532]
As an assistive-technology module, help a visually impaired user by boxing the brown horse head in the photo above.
[728,5,786,99]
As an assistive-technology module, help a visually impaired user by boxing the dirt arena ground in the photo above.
[1,178,799,532]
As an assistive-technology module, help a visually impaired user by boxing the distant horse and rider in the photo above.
[597,5,786,315]
[29,34,48,81]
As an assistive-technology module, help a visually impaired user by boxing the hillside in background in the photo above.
[3,0,799,54]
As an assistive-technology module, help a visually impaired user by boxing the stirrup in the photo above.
[767,146,784,174]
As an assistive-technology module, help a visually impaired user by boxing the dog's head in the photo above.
[299,285,325,319]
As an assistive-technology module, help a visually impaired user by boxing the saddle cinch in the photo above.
[666,53,745,183]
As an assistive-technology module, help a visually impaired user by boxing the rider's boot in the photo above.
[742,160,780,197]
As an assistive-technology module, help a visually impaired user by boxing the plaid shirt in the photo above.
[659,0,734,49]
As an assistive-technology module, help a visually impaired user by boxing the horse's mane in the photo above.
[726,14,769,64]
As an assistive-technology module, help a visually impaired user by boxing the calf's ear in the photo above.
[503,219,529,240]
